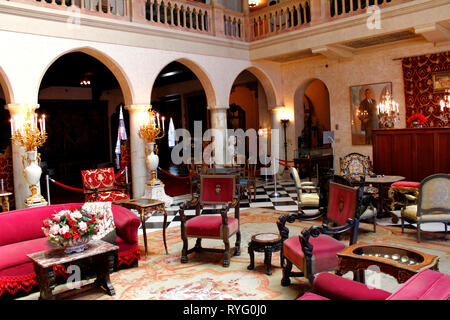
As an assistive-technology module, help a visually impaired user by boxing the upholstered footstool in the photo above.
[247,233,282,275]
[388,181,420,210]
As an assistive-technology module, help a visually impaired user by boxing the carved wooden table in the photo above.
[27,240,118,300]
[0,191,12,212]
[247,233,282,275]
[365,175,405,223]
[336,243,440,284]
[113,198,168,257]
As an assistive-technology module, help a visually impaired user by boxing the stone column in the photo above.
[125,104,149,198]
[5,103,43,209]
[208,106,228,165]
[242,0,249,14]
[270,106,284,176]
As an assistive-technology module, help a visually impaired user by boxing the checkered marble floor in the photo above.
[137,178,302,236]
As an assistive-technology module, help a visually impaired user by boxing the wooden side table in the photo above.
[247,233,282,275]
[27,240,118,300]
[336,242,439,284]
[0,191,12,212]
[113,198,168,258]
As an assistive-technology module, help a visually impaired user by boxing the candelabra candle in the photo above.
[138,107,165,143]
[11,112,47,152]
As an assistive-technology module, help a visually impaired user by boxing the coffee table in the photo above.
[27,240,118,300]
[247,233,282,275]
[113,198,168,258]
[365,175,405,223]
[336,242,439,284]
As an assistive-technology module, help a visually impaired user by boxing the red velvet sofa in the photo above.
[298,269,450,300]
[0,203,141,298]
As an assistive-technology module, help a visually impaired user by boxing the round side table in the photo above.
[247,233,282,275]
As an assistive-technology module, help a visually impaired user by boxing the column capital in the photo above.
[5,103,40,115]
[125,104,151,113]
[208,105,229,111]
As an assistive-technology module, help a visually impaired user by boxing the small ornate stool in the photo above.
[247,233,282,275]
[388,181,420,210]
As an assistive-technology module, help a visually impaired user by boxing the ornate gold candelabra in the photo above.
[377,91,400,128]
[11,111,48,205]
[138,106,165,186]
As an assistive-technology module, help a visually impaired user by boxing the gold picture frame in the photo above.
[432,71,450,92]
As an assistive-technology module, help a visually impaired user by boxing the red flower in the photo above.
[99,214,104,220]
[73,233,81,239]
[64,232,72,239]
[68,219,76,227]
[407,113,427,124]
[43,220,50,228]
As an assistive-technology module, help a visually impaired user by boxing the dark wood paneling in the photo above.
[437,133,450,173]
[392,134,413,180]
[373,128,450,182]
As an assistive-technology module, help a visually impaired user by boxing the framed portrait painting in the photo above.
[350,82,392,145]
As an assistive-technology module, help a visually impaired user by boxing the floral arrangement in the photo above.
[407,113,427,125]
[42,206,104,247]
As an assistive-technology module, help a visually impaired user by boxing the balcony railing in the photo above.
[5,0,410,41]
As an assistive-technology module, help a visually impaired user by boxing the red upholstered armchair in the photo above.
[81,167,130,202]
[179,175,241,267]
[278,178,365,285]
[298,269,450,300]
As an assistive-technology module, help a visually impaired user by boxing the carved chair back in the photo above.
[340,152,373,183]
[417,174,450,218]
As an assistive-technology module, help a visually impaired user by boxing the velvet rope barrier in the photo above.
[157,167,192,179]
[48,178,84,192]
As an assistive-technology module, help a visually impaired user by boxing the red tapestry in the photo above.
[401,51,450,128]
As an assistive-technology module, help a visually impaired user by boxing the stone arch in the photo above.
[0,66,14,104]
[152,57,217,108]
[37,46,133,105]
[233,66,278,109]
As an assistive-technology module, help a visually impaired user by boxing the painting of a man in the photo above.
[350,82,391,145]
[358,88,378,144]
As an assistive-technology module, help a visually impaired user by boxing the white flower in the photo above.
[59,225,70,235]
[70,210,83,220]
[49,224,60,235]
[79,221,88,232]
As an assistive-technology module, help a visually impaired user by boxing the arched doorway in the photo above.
[294,79,332,178]
[300,79,331,149]
[150,60,210,196]
[228,69,271,163]
[38,52,128,203]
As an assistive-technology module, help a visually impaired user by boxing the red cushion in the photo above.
[387,269,450,300]
[86,191,129,202]
[297,292,330,300]
[313,272,391,300]
[0,238,52,272]
[391,181,420,188]
[81,167,116,190]
[186,216,239,238]
[283,234,346,273]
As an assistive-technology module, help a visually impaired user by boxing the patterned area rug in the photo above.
[20,207,450,300]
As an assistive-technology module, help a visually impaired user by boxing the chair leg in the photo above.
[373,215,377,233]
[194,238,202,251]
[281,259,292,287]
[401,216,404,233]
[444,223,448,240]
[181,237,189,264]
[417,223,421,243]
[223,237,231,267]
[235,231,241,256]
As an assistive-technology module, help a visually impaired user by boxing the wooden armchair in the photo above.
[278,178,365,285]
[179,175,241,267]
[401,174,450,242]
[81,167,130,202]
[239,160,257,203]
